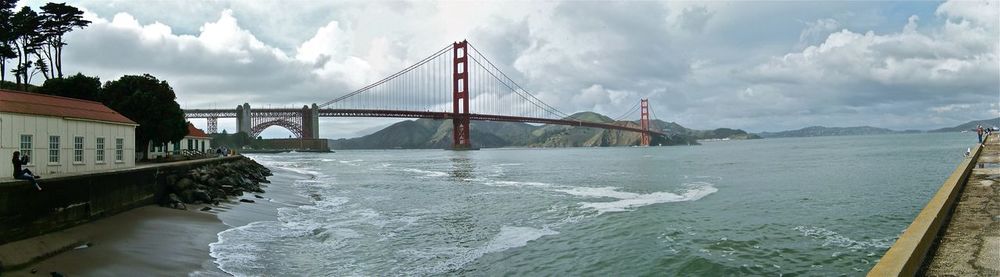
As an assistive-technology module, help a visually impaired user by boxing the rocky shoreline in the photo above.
[160,156,273,209]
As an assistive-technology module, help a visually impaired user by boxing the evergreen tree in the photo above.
[39,3,89,78]
[37,72,101,101]
[0,0,16,84]
[103,74,188,160]
[9,6,43,89]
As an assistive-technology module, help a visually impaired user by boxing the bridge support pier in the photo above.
[301,103,320,139]
[451,40,473,150]
[237,103,252,136]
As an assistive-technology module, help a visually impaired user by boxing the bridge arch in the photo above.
[250,119,304,138]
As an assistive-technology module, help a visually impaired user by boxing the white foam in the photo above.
[484,226,558,252]
[488,180,554,187]
[578,183,718,214]
[483,179,718,214]
[338,159,363,166]
[401,168,448,177]
[794,226,895,250]
[551,186,640,199]
[428,226,558,274]
[210,221,286,275]
[280,166,322,178]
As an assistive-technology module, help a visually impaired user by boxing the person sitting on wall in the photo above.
[12,151,42,191]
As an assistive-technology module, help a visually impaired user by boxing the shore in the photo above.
[4,167,309,276]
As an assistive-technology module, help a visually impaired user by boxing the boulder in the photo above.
[193,189,212,203]
[179,189,196,203]
[167,193,182,204]
[175,178,195,192]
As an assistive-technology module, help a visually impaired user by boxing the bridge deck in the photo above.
[924,133,1000,275]
[185,109,666,136]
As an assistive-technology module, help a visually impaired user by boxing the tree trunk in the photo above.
[55,36,63,78]
[45,43,54,79]
[13,41,23,88]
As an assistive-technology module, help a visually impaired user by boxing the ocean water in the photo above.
[209,133,974,276]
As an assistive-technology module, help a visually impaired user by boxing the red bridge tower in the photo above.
[640,98,650,146]
[452,40,472,150]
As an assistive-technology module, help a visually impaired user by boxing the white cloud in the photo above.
[8,0,997,137]
[745,7,996,94]
[929,103,972,113]
[798,18,840,45]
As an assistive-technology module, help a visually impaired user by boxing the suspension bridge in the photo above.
[184,40,666,149]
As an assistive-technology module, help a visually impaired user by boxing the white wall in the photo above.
[1,112,136,177]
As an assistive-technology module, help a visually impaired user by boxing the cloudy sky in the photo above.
[10,0,1000,138]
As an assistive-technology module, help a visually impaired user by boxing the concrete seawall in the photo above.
[0,156,242,246]
[869,134,995,276]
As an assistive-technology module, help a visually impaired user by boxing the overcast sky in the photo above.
[10,0,1000,138]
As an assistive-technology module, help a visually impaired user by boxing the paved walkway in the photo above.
[925,133,1000,276]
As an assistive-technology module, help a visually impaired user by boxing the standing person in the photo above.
[11,151,42,191]
[977,125,984,143]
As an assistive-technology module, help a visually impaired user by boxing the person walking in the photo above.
[12,151,42,191]
[977,125,984,143]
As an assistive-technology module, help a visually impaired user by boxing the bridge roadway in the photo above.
[183,108,667,137]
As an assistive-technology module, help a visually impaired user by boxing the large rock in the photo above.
[192,189,212,203]
[162,157,272,206]
[175,178,195,192]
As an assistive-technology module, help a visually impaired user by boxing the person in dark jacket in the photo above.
[12,151,41,190]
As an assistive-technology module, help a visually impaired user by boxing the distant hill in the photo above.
[687,128,762,140]
[758,126,898,138]
[929,117,1000,133]
[328,111,759,149]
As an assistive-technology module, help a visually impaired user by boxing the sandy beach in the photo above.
[4,169,308,276]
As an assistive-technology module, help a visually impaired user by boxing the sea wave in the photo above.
[401,168,449,177]
[487,180,555,187]
[425,226,558,274]
[485,179,718,214]
[338,159,364,166]
[577,182,718,214]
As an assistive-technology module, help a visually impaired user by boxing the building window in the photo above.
[115,138,124,162]
[19,135,32,165]
[201,141,205,151]
[96,137,105,163]
[49,136,60,164]
[74,136,84,163]
[187,139,193,150]
[173,142,180,153]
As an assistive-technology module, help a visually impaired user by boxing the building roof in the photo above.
[186,122,211,138]
[0,89,137,125]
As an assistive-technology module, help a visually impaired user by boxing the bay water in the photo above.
[209,133,973,275]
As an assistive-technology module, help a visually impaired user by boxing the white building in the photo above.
[0,89,137,177]
[147,122,212,159]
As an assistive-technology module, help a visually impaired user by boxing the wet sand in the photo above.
[4,169,308,276]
